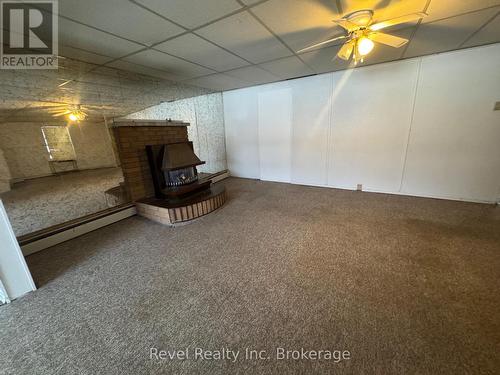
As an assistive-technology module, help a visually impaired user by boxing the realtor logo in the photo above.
[1,0,58,69]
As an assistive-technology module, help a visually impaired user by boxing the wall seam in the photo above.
[399,58,423,192]
[193,99,201,164]
[289,85,294,183]
[220,93,229,171]
[325,72,335,186]
[256,89,261,180]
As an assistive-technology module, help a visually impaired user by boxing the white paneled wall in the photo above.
[401,46,500,202]
[328,59,420,192]
[223,44,500,203]
[290,74,332,186]
[223,87,260,178]
[258,84,292,183]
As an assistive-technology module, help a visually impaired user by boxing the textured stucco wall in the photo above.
[68,121,117,170]
[0,121,117,180]
[0,123,52,179]
[126,93,227,173]
[2,168,124,236]
[0,148,11,193]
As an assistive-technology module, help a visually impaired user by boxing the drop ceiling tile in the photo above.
[59,0,184,45]
[340,0,427,23]
[299,44,351,74]
[183,73,248,91]
[134,0,242,29]
[107,60,182,81]
[155,33,249,71]
[251,0,342,52]
[404,8,499,58]
[123,49,215,79]
[224,65,279,85]
[196,11,292,63]
[425,1,500,23]
[59,45,114,65]
[259,56,314,79]
[463,11,500,47]
[59,18,144,57]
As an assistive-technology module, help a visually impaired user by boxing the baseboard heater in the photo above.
[18,204,137,256]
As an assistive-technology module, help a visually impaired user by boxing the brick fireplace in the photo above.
[112,119,226,224]
[112,120,188,201]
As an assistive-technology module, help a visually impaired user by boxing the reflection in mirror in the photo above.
[0,56,224,240]
[0,119,127,236]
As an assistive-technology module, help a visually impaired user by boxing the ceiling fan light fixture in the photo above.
[300,9,423,65]
[67,107,87,122]
[357,37,374,56]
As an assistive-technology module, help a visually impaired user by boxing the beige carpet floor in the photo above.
[1,177,499,374]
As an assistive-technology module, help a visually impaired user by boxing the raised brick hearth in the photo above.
[136,184,227,225]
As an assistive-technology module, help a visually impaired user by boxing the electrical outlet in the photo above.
[494,101,500,111]
[357,184,363,191]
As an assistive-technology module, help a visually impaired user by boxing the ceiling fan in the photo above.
[298,9,427,64]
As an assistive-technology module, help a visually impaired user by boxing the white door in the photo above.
[0,200,36,300]
[0,278,10,304]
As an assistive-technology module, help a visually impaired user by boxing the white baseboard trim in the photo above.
[21,206,136,256]
[231,176,497,205]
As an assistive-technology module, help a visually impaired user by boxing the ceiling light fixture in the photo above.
[48,104,88,122]
[357,37,374,56]
[67,108,87,122]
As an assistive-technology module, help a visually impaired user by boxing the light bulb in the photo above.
[68,113,78,121]
[357,37,374,56]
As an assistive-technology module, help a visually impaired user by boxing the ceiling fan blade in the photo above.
[369,12,427,31]
[52,111,71,117]
[337,40,355,60]
[48,108,70,112]
[297,35,348,53]
[333,18,359,31]
[368,32,409,48]
[27,106,65,111]
[48,110,70,114]
[58,80,73,87]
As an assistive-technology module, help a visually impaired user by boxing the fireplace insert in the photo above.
[146,142,211,199]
